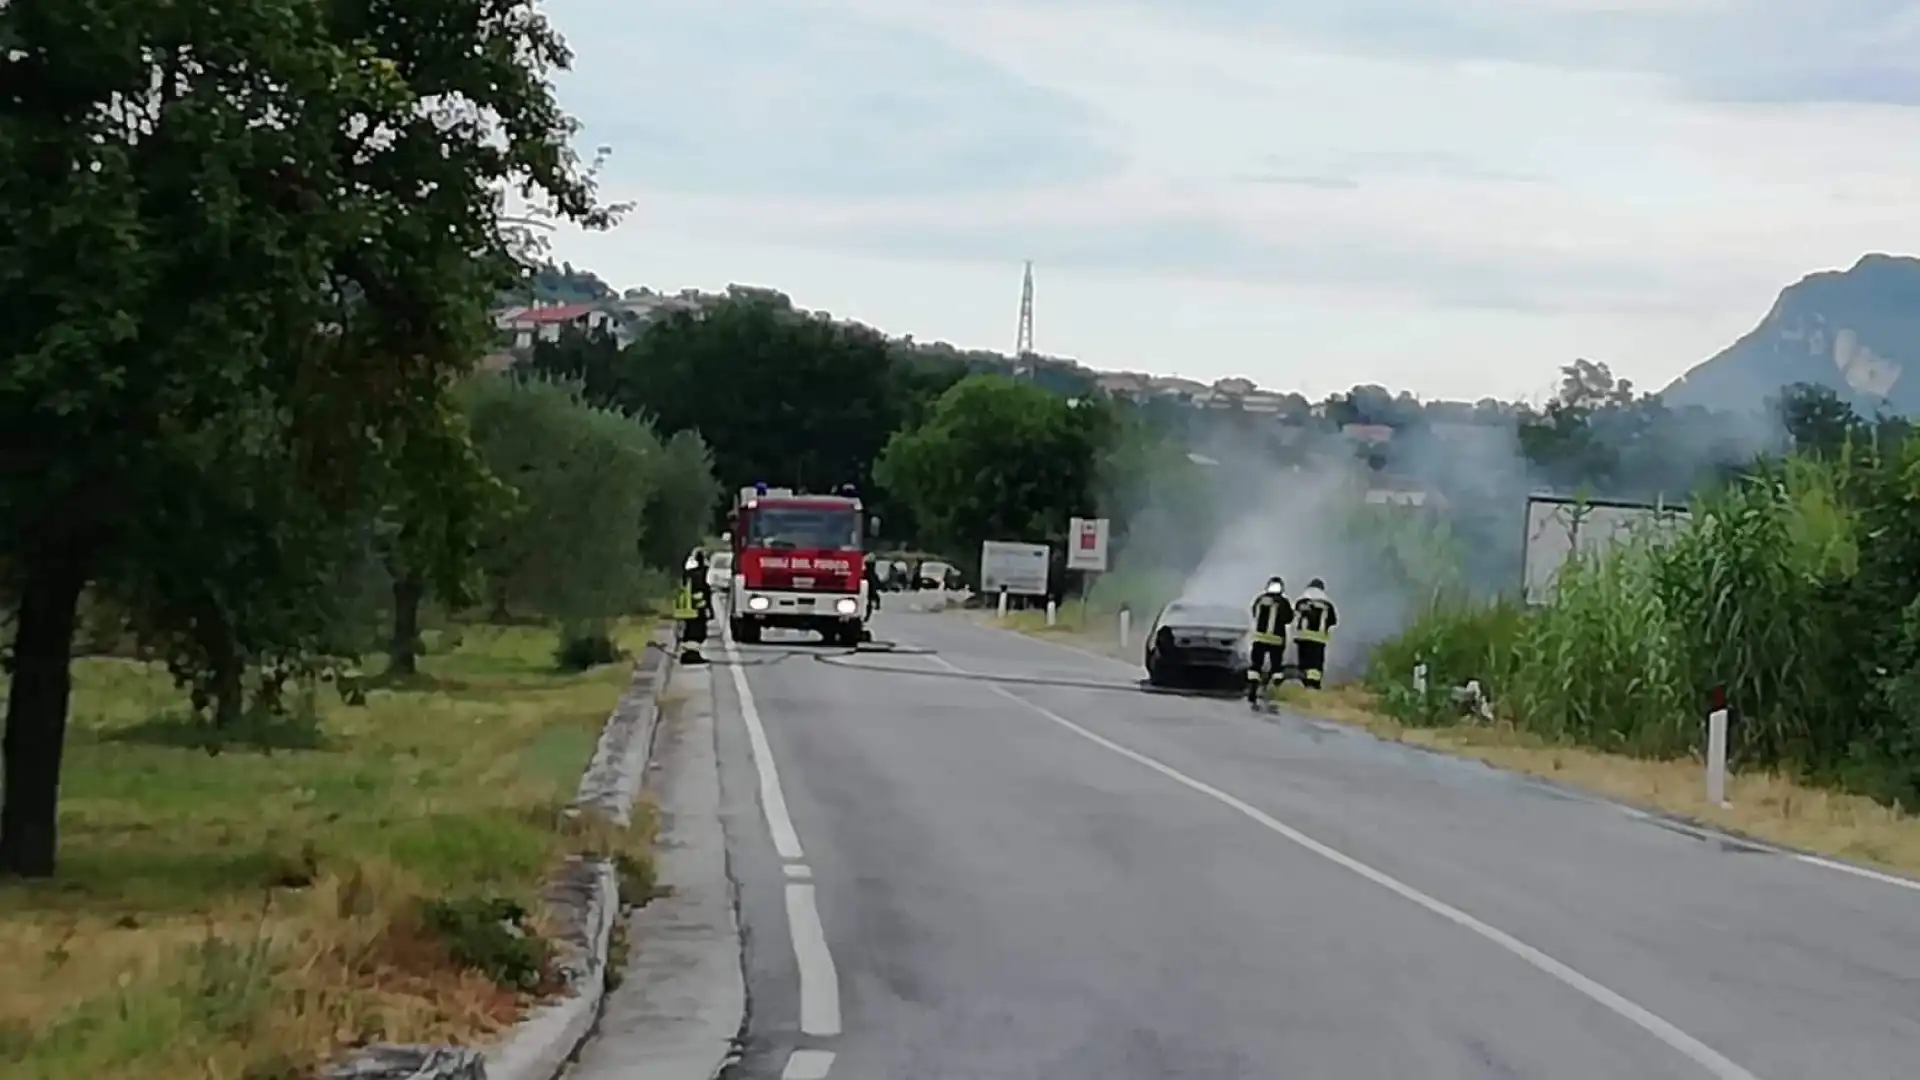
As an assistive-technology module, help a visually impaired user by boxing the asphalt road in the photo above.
[710,604,1920,1080]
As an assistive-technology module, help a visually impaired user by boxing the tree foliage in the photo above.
[874,376,1117,580]
[460,374,717,626]
[0,0,614,876]
[526,292,967,515]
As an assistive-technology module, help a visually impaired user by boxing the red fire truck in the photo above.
[726,483,872,646]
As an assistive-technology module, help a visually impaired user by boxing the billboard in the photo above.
[980,541,1050,596]
[1522,494,1689,605]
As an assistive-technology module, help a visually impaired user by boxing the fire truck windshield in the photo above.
[747,506,860,550]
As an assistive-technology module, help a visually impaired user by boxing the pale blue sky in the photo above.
[540,0,1920,401]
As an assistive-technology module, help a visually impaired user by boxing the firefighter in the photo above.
[1247,576,1292,708]
[1292,578,1337,689]
[676,550,714,663]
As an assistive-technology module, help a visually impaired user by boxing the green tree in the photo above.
[1776,382,1865,458]
[875,375,1116,578]
[638,430,722,571]
[589,290,910,499]
[462,375,654,624]
[1095,416,1214,577]
[526,326,628,402]
[0,0,610,876]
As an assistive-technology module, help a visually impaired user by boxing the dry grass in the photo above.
[0,620,656,1080]
[971,606,1125,648]
[982,614,1920,879]
[1273,683,1920,877]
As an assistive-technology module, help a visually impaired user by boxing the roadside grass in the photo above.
[975,613,1920,879]
[0,619,656,1080]
[1272,684,1920,875]
[989,608,1087,636]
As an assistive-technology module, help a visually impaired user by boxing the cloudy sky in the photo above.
[538,0,1920,402]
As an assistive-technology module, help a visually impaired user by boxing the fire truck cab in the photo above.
[726,483,873,646]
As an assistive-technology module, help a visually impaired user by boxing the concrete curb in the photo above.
[564,662,746,1080]
[324,630,675,1080]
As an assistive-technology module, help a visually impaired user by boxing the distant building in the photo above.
[495,302,613,349]
[1341,422,1395,444]
[1150,376,1209,397]
[1095,372,1155,400]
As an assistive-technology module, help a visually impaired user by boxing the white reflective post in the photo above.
[1045,600,1057,626]
[1707,699,1731,808]
[1118,608,1131,648]
[997,587,1009,619]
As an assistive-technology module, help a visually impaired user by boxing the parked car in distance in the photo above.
[1144,599,1250,688]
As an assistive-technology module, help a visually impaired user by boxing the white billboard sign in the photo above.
[980,540,1050,596]
[1522,494,1689,605]
[1066,517,1109,572]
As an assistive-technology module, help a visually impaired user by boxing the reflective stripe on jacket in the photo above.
[1294,593,1337,644]
[1250,594,1291,645]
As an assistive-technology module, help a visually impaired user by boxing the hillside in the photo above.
[1663,254,1920,416]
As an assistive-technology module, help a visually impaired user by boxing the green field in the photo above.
[0,621,655,1080]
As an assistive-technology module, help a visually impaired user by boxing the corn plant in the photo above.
[1508,539,1689,755]
[1362,430,1920,807]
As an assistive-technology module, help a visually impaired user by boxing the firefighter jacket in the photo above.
[1293,587,1337,644]
[674,571,712,621]
[1250,592,1293,645]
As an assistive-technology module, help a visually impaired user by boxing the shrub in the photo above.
[555,623,623,672]
[419,896,550,993]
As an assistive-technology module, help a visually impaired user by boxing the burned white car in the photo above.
[1144,599,1250,689]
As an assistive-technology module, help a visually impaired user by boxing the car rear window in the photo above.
[1165,603,1244,627]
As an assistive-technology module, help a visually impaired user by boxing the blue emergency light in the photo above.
[754,481,768,495]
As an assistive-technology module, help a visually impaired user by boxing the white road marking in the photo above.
[718,624,843,1039]
[721,627,805,860]
[964,617,1920,900]
[781,1048,836,1079]
[1793,852,1920,892]
[784,863,813,879]
[941,656,1763,1080]
[786,883,842,1036]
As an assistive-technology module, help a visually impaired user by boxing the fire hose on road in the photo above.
[648,637,1238,698]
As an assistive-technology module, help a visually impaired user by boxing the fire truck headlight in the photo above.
[747,595,770,611]
[835,597,858,615]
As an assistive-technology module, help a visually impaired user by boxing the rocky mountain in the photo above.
[1663,254,1920,416]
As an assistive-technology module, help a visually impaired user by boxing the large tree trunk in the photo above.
[0,552,88,878]
[388,574,424,676]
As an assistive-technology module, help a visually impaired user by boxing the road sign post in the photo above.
[1068,518,1108,632]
